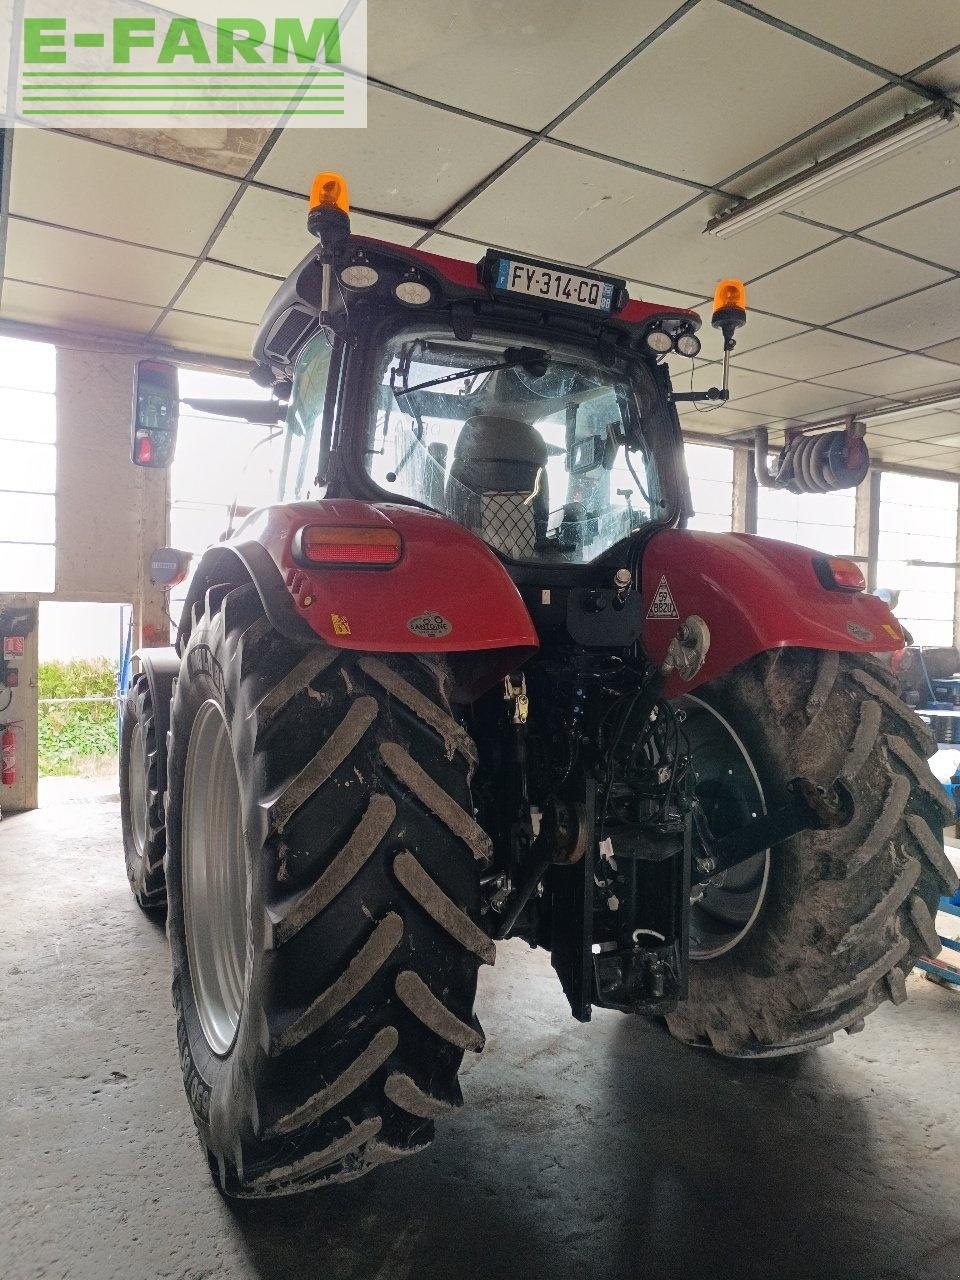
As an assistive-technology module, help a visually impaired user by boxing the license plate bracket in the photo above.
[481,250,626,316]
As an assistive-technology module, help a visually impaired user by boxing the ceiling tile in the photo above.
[4,219,191,308]
[752,0,960,73]
[154,310,257,360]
[255,85,523,219]
[840,276,960,348]
[739,329,890,379]
[819,353,960,396]
[731,311,809,354]
[748,239,950,324]
[551,2,882,185]
[871,440,946,461]
[917,48,960,99]
[368,0,680,130]
[0,279,160,335]
[724,368,794,401]
[622,280,708,310]
[174,263,279,324]
[925,337,960,366]
[70,128,270,178]
[444,142,689,266]
[860,410,960,439]
[735,382,860,417]
[929,434,960,448]
[787,124,960,230]
[9,130,237,255]
[866,190,960,271]
[417,233,487,261]
[212,186,423,278]
[677,404,773,433]
[600,199,836,296]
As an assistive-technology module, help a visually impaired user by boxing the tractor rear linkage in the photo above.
[533,772,854,1024]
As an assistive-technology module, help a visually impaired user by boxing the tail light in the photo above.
[813,556,866,592]
[294,525,403,568]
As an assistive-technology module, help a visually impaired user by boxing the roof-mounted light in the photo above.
[395,278,432,306]
[675,332,701,357]
[645,329,673,354]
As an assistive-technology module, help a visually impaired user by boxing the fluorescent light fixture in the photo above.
[706,103,957,238]
[864,392,960,424]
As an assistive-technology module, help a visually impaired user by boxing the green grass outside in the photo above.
[38,658,119,777]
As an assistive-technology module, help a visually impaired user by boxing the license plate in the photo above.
[492,256,618,313]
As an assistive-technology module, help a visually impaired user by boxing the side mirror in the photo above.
[132,359,179,468]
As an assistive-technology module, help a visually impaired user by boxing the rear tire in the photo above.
[667,647,958,1058]
[119,672,167,910]
[164,584,493,1196]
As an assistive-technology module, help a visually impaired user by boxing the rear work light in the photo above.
[814,556,866,592]
[295,525,403,568]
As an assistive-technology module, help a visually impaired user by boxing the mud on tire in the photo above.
[120,672,167,910]
[164,584,492,1196]
[667,647,958,1059]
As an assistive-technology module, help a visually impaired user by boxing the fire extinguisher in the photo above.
[1,725,15,787]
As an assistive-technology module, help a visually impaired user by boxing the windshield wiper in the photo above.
[394,345,548,398]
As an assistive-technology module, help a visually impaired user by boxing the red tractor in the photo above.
[120,172,956,1197]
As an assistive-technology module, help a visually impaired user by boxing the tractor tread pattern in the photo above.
[666,647,952,1059]
[164,583,487,1196]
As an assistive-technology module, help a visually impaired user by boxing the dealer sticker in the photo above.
[646,575,679,621]
[407,611,452,639]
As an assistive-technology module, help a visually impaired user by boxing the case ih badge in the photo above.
[646,575,680,620]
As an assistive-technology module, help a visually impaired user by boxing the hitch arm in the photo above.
[695,777,853,877]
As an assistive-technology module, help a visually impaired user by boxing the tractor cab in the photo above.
[253,174,724,579]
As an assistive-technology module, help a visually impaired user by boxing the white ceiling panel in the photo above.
[600,200,836,297]
[735,381,861,418]
[723,368,794,401]
[367,0,680,130]
[255,85,523,219]
[551,2,883,184]
[174,263,279,325]
[866,190,960,271]
[751,0,960,74]
[747,238,949,325]
[9,130,237,255]
[4,218,191,308]
[730,311,809,354]
[444,143,689,266]
[71,127,270,178]
[819,353,960,397]
[785,124,960,231]
[211,186,422,279]
[154,310,257,360]
[0,279,160,335]
[840,277,960,348]
[678,404,774,433]
[738,328,891,379]
[925,338,960,366]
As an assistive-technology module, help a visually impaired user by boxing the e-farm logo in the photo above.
[7,1,366,127]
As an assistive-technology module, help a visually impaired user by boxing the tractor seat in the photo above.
[446,414,550,558]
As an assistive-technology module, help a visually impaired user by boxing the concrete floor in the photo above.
[2,779,959,1280]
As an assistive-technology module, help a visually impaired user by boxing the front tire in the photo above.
[119,673,167,910]
[667,648,958,1058]
[165,584,492,1196]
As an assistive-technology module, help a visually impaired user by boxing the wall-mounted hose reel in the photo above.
[753,419,870,494]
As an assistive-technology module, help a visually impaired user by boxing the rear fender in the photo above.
[641,530,905,697]
[181,501,538,698]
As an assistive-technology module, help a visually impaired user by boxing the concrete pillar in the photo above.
[54,349,169,645]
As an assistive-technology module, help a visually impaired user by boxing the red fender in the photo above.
[641,530,905,698]
[229,501,538,694]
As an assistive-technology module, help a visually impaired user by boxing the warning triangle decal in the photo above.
[646,574,679,621]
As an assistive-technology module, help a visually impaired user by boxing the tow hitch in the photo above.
[694,776,854,879]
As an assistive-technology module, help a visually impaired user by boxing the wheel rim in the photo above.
[182,699,248,1056]
[127,720,148,860]
[680,695,770,961]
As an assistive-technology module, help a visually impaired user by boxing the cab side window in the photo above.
[279,332,334,501]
